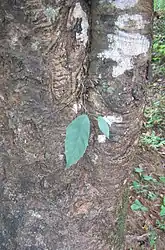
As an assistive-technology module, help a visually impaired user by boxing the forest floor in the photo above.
[125,15,165,250]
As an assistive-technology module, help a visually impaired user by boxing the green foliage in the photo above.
[148,230,157,249]
[153,38,165,67]
[132,180,148,194]
[147,191,158,201]
[144,100,165,130]
[155,197,165,230]
[97,116,110,138]
[160,196,165,216]
[154,0,165,10]
[144,8,165,152]
[134,167,144,174]
[141,131,165,148]
[142,175,157,182]
[131,199,148,212]
[134,168,157,183]
[159,176,165,183]
[132,180,141,190]
[160,204,165,216]
[152,10,165,75]
[130,6,165,246]
[142,175,154,181]
[131,165,165,247]
[156,219,165,230]
[65,114,90,168]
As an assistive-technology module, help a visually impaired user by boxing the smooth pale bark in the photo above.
[0,0,152,249]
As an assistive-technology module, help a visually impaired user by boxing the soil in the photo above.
[125,75,165,249]
[125,147,165,249]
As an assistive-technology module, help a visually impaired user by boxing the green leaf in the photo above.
[132,181,141,190]
[147,191,157,201]
[134,167,144,173]
[131,199,148,212]
[163,196,165,206]
[160,205,165,217]
[137,189,148,194]
[65,114,90,168]
[143,175,153,181]
[159,177,165,183]
[142,175,155,181]
[156,220,165,230]
[97,116,109,138]
[132,181,148,193]
[149,230,157,248]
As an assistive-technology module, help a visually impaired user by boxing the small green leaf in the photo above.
[147,191,157,201]
[159,177,165,183]
[65,114,90,168]
[134,167,144,173]
[131,199,148,212]
[160,205,165,217]
[143,175,154,181]
[156,220,165,230]
[137,189,148,194]
[163,196,165,206]
[132,181,141,190]
[97,116,109,139]
[149,230,157,248]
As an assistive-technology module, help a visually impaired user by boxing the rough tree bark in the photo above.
[0,0,152,249]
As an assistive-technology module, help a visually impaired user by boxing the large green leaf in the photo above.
[65,114,90,168]
[97,116,109,138]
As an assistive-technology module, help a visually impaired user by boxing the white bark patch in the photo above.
[103,115,123,126]
[98,134,106,143]
[114,0,138,9]
[99,0,137,8]
[29,210,42,219]
[59,154,64,161]
[31,41,40,51]
[72,3,89,46]
[98,23,150,77]
[72,103,82,114]
[91,154,98,164]
[116,14,148,30]
[8,31,20,50]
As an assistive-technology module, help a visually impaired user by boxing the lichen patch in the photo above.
[98,30,150,77]
[114,0,138,9]
[115,14,149,30]
[43,6,60,23]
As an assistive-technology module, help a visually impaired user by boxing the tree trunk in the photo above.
[0,1,152,249]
